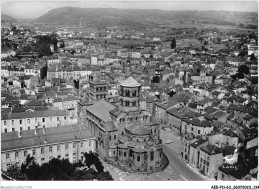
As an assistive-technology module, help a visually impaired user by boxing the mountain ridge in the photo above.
[1,14,17,22]
[36,7,258,28]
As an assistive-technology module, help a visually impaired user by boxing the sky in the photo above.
[1,0,258,19]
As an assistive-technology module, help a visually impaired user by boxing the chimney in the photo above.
[18,131,21,138]
[34,129,37,135]
[44,138,47,144]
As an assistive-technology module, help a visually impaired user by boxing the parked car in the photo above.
[165,140,173,144]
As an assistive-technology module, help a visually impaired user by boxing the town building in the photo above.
[1,124,96,171]
[1,110,69,133]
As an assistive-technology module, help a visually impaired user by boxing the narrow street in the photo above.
[162,144,204,181]
[160,127,204,181]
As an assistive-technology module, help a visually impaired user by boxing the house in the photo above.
[62,96,80,123]
[167,108,198,136]
[52,98,63,110]
[217,163,251,181]
[207,129,240,149]
[211,91,225,99]
[189,138,208,168]
[199,144,223,179]
[181,118,213,139]
[190,70,213,85]
[214,76,229,86]
[160,70,175,81]
[155,99,180,124]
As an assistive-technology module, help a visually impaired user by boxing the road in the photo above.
[162,144,204,181]
[160,127,204,181]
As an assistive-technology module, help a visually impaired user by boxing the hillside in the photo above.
[36,7,258,29]
[1,14,17,23]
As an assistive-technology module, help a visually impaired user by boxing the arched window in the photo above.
[114,135,116,140]
[126,90,130,97]
[154,128,156,133]
[137,156,140,161]
[150,152,154,161]
[109,135,111,140]
[129,149,133,157]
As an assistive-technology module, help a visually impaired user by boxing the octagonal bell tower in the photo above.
[119,76,141,112]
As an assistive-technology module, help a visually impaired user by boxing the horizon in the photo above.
[1,1,258,19]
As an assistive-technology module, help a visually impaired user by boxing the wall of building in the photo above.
[2,115,69,133]
[1,138,96,171]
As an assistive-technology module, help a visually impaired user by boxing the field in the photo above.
[159,22,257,33]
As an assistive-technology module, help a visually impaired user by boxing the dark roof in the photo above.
[222,146,236,157]
[89,79,108,85]
[2,110,68,120]
[190,138,207,148]
[218,163,249,179]
[223,129,239,138]
[25,100,45,106]
[200,144,222,155]
[188,103,197,109]
[1,108,12,114]
[183,118,212,128]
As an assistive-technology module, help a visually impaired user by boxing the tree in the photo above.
[21,154,35,173]
[73,169,97,180]
[170,37,176,49]
[73,80,79,89]
[251,76,258,85]
[238,50,248,57]
[21,80,26,88]
[6,165,28,180]
[250,53,257,62]
[50,33,58,51]
[217,37,221,43]
[84,152,104,173]
[40,65,48,79]
[24,162,41,180]
[59,42,65,48]
[238,65,250,75]
[37,44,52,57]
[204,41,208,45]
[96,171,113,181]
[151,75,160,83]
[168,90,176,97]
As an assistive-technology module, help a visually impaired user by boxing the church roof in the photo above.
[86,99,115,122]
[120,76,140,87]
[125,123,151,135]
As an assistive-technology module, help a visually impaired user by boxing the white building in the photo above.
[1,125,96,171]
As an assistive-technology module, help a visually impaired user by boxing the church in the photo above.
[78,76,165,172]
